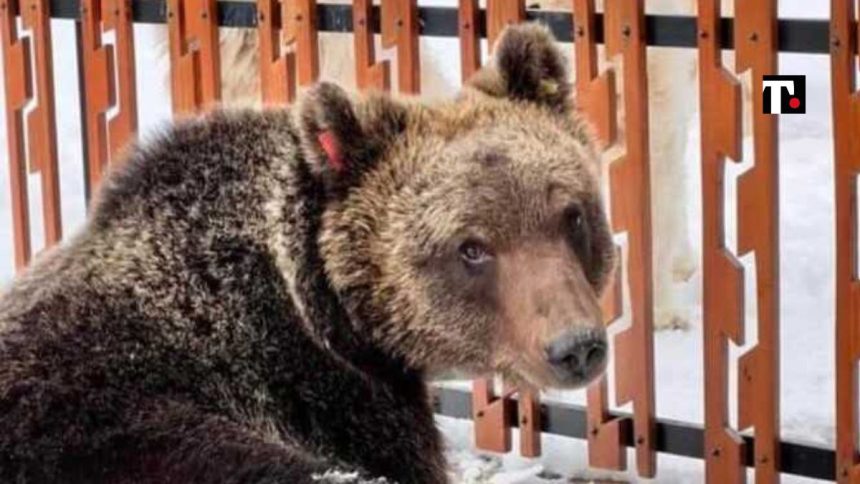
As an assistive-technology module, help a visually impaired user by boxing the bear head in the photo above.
[296,24,615,390]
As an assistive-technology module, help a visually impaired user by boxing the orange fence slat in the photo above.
[258,0,294,104]
[733,1,780,483]
[258,0,318,105]
[1,0,32,269]
[353,0,389,92]
[571,0,627,472]
[584,0,657,477]
[80,0,138,194]
[380,0,419,94]
[830,0,860,482]
[353,0,419,95]
[697,0,746,481]
[0,0,62,270]
[167,0,221,115]
[698,0,781,482]
[471,380,541,458]
[486,0,524,53]
[573,0,616,146]
[457,0,480,82]
[23,0,61,250]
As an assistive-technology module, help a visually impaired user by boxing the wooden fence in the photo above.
[0,0,853,481]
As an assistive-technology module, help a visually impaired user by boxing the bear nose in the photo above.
[545,329,607,383]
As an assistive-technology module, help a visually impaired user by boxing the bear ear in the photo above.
[467,23,572,113]
[297,82,408,196]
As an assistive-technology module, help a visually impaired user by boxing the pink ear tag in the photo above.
[317,130,345,173]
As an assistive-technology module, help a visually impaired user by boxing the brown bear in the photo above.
[0,24,614,483]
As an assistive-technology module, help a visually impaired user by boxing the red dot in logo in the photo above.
[789,97,801,109]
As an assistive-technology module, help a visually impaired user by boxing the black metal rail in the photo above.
[431,387,836,481]
[49,0,831,54]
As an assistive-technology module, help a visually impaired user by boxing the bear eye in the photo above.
[565,205,591,260]
[459,240,493,266]
[566,206,585,234]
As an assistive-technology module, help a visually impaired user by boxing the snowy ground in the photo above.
[0,2,837,482]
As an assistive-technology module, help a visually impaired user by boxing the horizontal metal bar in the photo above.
[48,1,830,54]
[431,387,836,481]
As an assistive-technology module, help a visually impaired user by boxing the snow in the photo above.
[0,3,838,482]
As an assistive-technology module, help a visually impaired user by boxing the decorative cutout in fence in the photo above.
[830,1,860,482]
[79,0,138,196]
[167,0,220,114]
[0,0,61,270]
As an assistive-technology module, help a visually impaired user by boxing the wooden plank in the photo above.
[353,0,389,92]
[471,379,541,457]
[570,0,628,472]
[285,0,318,88]
[516,389,541,457]
[472,379,512,453]
[380,0,419,94]
[0,0,32,269]
[486,0,524,52]
[167,0,220,115]
[830,1,860,482]
[457,0,479,82]
[23,0,61,251]
[697,0,745,482]
[593,0,657,477]
[732,1,780,483]
[80,0,138,194]
[257,0,319,104]
[258,0,294,104]
[353,1,419,95]
[258,0,317,105]
[0,0,63,270]
[103,0,136,163]
[573,0,616,149]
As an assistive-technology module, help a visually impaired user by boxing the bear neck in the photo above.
[265,154,422,389]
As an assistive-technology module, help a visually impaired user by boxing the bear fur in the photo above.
[0,24,614,483]
[158,0,704,330]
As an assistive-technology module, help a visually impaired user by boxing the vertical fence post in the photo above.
[830,1,860,482]
[457,0,479,83]
[257,0,318,105]
[699,0,781,482]
[79,0,138,197]
[380,0,419,94]
[733,1,781,483]
[167,0,220,115]
[697,0,746,481]
[353,0,389,92]
[571,0,626,471]
[485,0,523,51]
[353,0,419,94]
[581,0,657,477]
[0,0,62,270]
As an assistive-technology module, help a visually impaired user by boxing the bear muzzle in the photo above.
[544,327,608,387]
